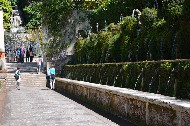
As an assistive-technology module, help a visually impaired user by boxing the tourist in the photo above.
[46,67,51,88]
[14,66,21,90]
[36,55,42,74]
[26,49,30,62]
[30,50,34,62]
[61,50,66,61]
[16,47,21,63]
[29,45,33,52]
[49,64,56,90]
[20,46,25,63]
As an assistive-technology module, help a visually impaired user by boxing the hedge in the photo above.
[61,60,190,99]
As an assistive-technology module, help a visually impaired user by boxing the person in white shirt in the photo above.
[36,55,42,74]
[49,64,56,90]
[15,66,21,90]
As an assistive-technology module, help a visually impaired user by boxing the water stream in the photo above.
[172,32,178,59]
[148,68,159,92]
[134,68,144,90]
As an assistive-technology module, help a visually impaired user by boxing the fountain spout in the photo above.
[134,68,144,90]
[166,67,177,92]
[148,68,160,92]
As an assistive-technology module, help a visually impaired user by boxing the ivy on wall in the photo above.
[62,60,190,99]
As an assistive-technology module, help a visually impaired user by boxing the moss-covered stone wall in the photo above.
[55,78,190,126]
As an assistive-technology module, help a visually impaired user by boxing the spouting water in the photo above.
[105,50,109,62]
[136,41,140,61]
[96,23,99,32]
[160,37,163,60]
[128,50,132,62]
[105,20,107,31]
[146,39,152,60]
[134,68,144,90]
[113,67,123,87]
[167,68,176,87]
[148,68,159,92]
[154,0,158,9]
[172,32,178,59]
[66,73,71,79]
[120,14,123,22]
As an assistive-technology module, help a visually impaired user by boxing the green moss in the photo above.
[63,61,190,99]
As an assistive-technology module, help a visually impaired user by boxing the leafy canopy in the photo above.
[0,0,12,29]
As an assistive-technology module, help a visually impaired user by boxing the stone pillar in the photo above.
[0,9,6,71]
[43,54,47,70]
[0,9,5,57]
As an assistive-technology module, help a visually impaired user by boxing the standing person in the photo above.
[46,67,51,88]
[61,50,66,61]
[49,64,56,90]
[26,49,30,62]
[20,46,25,63]
[16,47,21,62]
[36,55,42,74]
[29,45,33,52]
[10,50,15,62]
[14,66,21,90]
[30,51,34,62]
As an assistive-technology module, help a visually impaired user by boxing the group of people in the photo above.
[14,64,56,90]
[16,45,34,63]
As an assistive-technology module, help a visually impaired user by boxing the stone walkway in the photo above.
[2,86,119,126]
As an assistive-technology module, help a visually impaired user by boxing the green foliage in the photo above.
[17,0,30,26]
[88,0,131,32]
[167,3,183,18]
[72,0,190,64]
[108,33,121,62]
[120,16,137,36]
[41,0,73,36]
[141,8,157,29]
[88,0,154,32]
[182,0,190,21]
[0,0,12,29]
[152,18,166,31]
[23,1,42,28]
[62,60,190,99]
[11,0,17,6]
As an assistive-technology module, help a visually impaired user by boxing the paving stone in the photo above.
[2,86,118,126]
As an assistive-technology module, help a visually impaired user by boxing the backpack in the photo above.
[14,74,19,80]
[17,49,20,55]
[14,70,20,80]
[51,74,55,80]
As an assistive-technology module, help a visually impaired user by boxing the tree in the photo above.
[23,1,42,28]
[0,0,12,29]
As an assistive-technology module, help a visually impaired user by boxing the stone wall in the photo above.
[55,78,190,126]
[0,75,7,125]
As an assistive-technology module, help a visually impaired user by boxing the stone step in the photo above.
[6,62,46,88]
[6,72,47,88]
[6,62,40,73]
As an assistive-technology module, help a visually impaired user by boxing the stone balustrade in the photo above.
[55,78,190,126]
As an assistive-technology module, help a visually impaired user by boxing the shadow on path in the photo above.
[56,90,138,126]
